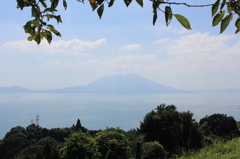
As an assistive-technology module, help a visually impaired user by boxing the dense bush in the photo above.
[61,131,99,159]
[95,127,130,159]
[142,141,167,159]
[200,113,240,138]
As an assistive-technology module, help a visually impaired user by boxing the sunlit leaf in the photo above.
[89,0,98,11]
[40,32,44,39]
[174,14,191,30]
[46,14,53,21]
[47,24,61,37]
[220,14,232,33]
[27,36,33,41]
[153,12,157,25]
[136,0,143,7]
[124,0,132,7]
[212,11,225,26]
[108,0,115,7]
[32,19,40,26]
[63,0,67,10]
[165,6,172,26]
[97,4,104,19]
[212,0,220,17]
[227,5,233,13]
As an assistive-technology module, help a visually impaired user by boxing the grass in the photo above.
[177,137,240,159]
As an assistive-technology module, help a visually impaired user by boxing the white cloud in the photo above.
[121,44,141,50]
[46,54,157,75]
[46,59,100,69]
[159,33,240,72]
[168,32,233,55]
[154,38,170,44]
[1,38,107,54]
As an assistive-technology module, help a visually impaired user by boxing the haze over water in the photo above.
[1,92,240,139]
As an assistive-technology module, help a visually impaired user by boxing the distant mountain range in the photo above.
[0,74,187,94]
[1,74,239,94]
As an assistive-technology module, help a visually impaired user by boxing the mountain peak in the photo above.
[61,74,186,94]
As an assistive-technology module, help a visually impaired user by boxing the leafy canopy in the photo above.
[16,0,240,44]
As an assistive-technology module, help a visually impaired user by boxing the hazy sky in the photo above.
[0,0,239,90]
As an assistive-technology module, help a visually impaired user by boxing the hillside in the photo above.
[47,74,187,94]
[178,137,240,159]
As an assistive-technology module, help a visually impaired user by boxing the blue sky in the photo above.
[0,0,239,90]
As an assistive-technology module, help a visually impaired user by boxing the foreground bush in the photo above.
[142,141,167,159]
[95,127,130,159]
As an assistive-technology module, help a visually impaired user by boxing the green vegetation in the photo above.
[177,137,240,159]
[0,104,239,159]
[16,0,240,44]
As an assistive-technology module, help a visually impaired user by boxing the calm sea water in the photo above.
[0,92,240,139]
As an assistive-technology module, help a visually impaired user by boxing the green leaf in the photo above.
[34,34,41,45]
[124,0,132,7]
[17,0,25,10]
[45,14,53,21]
[97,4,104,19]
[152,1,160,11]
[24,21,32,33]
[32,19,40,26]
[108,0,115,7]
[63,0,67,10]
[136,0,143,7]
[220,14,232,33]
[31,7,37,17]
[51,0,59,9]
[235,18,240,34]
[212,0,220,17]
[53,15,62,23]
[212,11,225,26]
[153,12,157,25]
[40,0,47,8]
[44,30,53,44]
[165,6,172,26]
[47,24,61,37]
[44,8,58,13]
[27,36,33,41]
[174,14,191,30]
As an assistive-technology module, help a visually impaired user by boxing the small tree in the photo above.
[61,131,99,159]
[75,118,87,132]
[200,113,240,138]
[95,127,130,159]
[140,104,203,154]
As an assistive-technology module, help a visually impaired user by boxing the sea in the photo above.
[0,92,240,139]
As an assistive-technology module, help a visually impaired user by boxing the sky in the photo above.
[0,0,239,90]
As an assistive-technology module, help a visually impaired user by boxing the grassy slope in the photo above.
[178,138,240,159]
